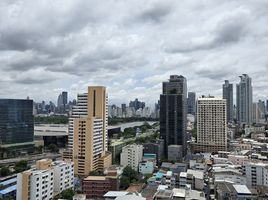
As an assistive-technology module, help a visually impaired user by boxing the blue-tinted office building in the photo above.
[0,99,34,158]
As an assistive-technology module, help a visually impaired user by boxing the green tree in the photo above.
[120,176,130,189]
[48,144,59,153]
[54,188,75,200]
[122,166,138,182]
[0,167,11,176]
[14,160,29,173]
[89,170,103,176]
[35,145,43,154]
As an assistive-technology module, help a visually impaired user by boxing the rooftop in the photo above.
[84,176,106,181]
[233,185,251,194]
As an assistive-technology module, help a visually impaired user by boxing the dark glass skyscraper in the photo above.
[187,92,196,115]
[223,80,233,122]
[0,99,34,158]
[160,75,187,157]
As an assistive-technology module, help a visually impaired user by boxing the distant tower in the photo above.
[160,75,187,157]
[222,80,233,122]
[236,74,253,125]
[187,92,196,115]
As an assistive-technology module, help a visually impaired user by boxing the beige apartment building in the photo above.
[72,86,112,176]
[192,96,227,153]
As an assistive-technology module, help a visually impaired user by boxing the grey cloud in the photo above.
[137,1,173,23]
[0,0,267,104]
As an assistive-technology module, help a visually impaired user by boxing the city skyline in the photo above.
[0,1,268,105]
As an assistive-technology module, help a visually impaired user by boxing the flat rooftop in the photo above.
[84,176,106,181]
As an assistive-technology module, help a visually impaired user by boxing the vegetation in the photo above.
[14,160,29,173]
[0,166,11,177]
[35,145,44,154]
[47,144,59,153]
[34,115,68,124]
[119,122,155,139]
[53,188,75,200]
[120,166,139,189]
[108,117,158,125]
[89,170,103,176]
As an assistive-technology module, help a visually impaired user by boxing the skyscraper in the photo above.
[266,100,268,113]
[72,86,111,176]
[222,80,233,122]
[253,100,266,124]
[236,74,253,125]
[160,75,187,157]
[193,96,227,153]
[187,92,196,115]
[0,99,34,158]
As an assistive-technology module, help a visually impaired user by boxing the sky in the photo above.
[0,0,268,106]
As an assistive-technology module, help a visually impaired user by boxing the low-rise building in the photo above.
[243,162,268,188]
[139,161,154,175]
[216,182,257,200]
[0,176,17,199]
[16,159,74,200]
[82,175,119,199]
[120,144,143,170]
[168,145,183,161]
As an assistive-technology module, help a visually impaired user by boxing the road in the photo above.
[0,153,61,165]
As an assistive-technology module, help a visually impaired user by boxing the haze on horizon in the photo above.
[0,0,267,105]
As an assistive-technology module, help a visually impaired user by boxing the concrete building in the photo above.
[67,93,88,150]
[139,161,154,174]
[243,162,268,188]
[16,159,74,200]
[72,86,112,176]
[216,182,257,200]
[82,175,119,199]
[0,176,17,199]
[253,100,266,124]
[193,96,227,153]
[34,124,68,147]
[223,80,233,122]
[187,92,196,115]
[0,99,34,158]
[236,74,253,125]
[73,194,86,200]
[168,145,183,161]
[160,75,187,157]
[108,139,127,164]
[120,144,143,171]
[143,139,164,164]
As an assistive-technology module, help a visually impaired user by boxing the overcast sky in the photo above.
[0,0,268,106]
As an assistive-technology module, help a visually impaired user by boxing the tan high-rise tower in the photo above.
[73,86,111,176]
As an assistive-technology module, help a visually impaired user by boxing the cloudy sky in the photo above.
[0,0,268,106]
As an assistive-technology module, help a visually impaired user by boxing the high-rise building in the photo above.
[223,80,233,122]
[160,75,187,157]
[67,93,88,150]
[16,159,74,200]
[252,100,266,124]
[62,91,68,105]
[121,103,126,116]
[187,92,196,115]
[236,74,253,125]
[266,100,268,114]
[129,98,145,111]
[72,86,112,176]
[120,144,143,170]
[0,99,34,158]
[193,96,227,153]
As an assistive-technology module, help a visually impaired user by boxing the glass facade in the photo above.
[0,99,34,149]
